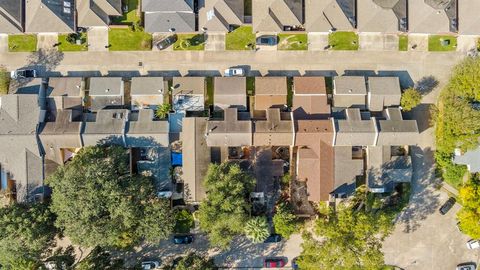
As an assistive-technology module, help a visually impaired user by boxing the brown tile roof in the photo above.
[253,108,293,146]
[255,95,287,110]
[255,77,287,95]
[293,77,326,95]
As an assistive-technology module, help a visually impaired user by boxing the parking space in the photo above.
[87,27,108,51]
[37,33,57,50]
[256,33,277,51]
[359,33,398,51]
[205,32,225,51]
[307,32,329,51]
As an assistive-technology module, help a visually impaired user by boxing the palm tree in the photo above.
[245,216,270,243]
[155,103,171,119]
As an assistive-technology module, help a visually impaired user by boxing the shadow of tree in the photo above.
[415,75,439,95]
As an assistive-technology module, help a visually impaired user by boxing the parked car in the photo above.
[224,67,244,77]
[141,261,160,270]
[264,234,282,243]
[439,197,456,215]
[466,239,480,249]
[256,35,278,46]
[10,69,37,79]
[173,234,193,244]
[155,35,177,50]
[456,263,476,270]
[264,258,286,268]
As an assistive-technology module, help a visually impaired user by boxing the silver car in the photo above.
[456,263,476,270]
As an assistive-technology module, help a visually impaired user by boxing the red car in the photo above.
[264,258,286,268]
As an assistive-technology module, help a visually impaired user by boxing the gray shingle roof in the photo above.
[376,107,419,145]
[206,107,252,147]
[408,0,456,34]
[0,0,23,33]
[358,0,407,32]
[25,0,75,33]
[367,77,401,112]
[142,0,194,12]
[126,109,169,147]
[82,109,127,146]
[253,0,303,32]
[334,108,377,146]
[131,77,165,96]
[458,0,480,35]
[305,0,355,32]
[453,146,480,172]
[77,0,122,27]
[144,11,196,33]
[199,0,244,32]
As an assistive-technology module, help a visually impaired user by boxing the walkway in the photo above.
[87,27,109,52]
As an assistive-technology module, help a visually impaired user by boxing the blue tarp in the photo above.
[171,152,183,166]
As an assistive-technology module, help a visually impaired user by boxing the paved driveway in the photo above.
[308,32,328,51]
[0,34,8,52]
[205,33,225,51]
[37,33,58,50]
[87,27,108,51]
[359,33,398,51]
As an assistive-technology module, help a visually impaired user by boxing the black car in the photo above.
[439,197,456,215]
[256,35,278,46]
[10,69,37,79]
[173,235,193,244]
[264,234,282,243]
[155,35,177,50]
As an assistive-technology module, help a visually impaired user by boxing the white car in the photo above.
[10,69,37,79]
[141,261,160,270]
[224,67,244,77]
[466,239,480,249]
[456,263,477,270]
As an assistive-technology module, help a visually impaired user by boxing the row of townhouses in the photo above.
[0,0,478,35]
[0,75,418,212]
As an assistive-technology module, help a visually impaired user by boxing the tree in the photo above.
[0,203,56,266]
[273,202,299,239]
[47,145,174,248]
[168,252,217,270]
[400,87,422,111]
[0,65,9,95]
[155,103,171,119]
[244,216,270,243]
[75,246,124,270]
[198,163,255,249]
[457,176,480,239]
[297,205,392,270]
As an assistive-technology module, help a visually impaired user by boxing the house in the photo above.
[304,0,355,32]
[366,145,412,193]
[453,146,480,172]
[408,0,457,34]
[334,108,377,146]
[458,0,480,35]
[198,0,244,32]
[357,0,407,33]
[130,77,165,110]
[295,119,335,201]
[333,76,367,108]
[293,76,330,119]
[0,88,45,202]
[125,109,170,147]
[46,77,83,113]
[82,109,127,146]
[0,0,23,33]
[255,77,287,111]
[214,77,246,111]
[206,107,252,147]
[172,77,205,112]
[76,0,122,28]
[252,0,303,32]
[142,0,195,33]
[333,145,364,198]
[367,77,401,112]
[253,108,294,146]
[375,108,419,146]
[25,0,75,33]
[88,77,124,111]
[181,117,210,202]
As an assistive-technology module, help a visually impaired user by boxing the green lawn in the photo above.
[399,35,408,51]
[277,34,308,50]
[111,0,140,24]
[173,34,205,51]
[225,26,255,50]
[328,32,358,50]
[246,77,255,96]
[206,77,214,107]
[8,35,37,52]
[108,28,152,51]
[428,35,457,51]
[174,209,194,234]
[58,33,88,52]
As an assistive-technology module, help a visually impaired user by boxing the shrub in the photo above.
[273,202,299,239]
[400,88,422,111]
[244,216,270,243]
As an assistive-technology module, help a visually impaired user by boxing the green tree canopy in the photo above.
[273,202,299,239]
[400,88,422,111]
[457,176,480,239]
[0,203,56,266]
[169,252,217,270]
[198,163,255,249]
[47,145,174,248]
[244,216,270,243]
[298,205,392,270]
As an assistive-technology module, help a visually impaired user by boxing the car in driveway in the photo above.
[155,35,177,50]
[224,67,244,77]
[439,197,456,215]
[173,234,193,244]
[264,257,286,268]
[10,69,37,79]
[456,263,476,270]
[264,234,282,243]
[466,239,480,249]
[141,261,160,270]
[256,35,278,46]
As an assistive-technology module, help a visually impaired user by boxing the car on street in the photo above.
[173,234,193,244]
[264,234,282,243]
[224,67,244,77]
[155,35,177,50]
[256,35,278,46]
[264,257,286,268]
[466,239,480,249]
[439,197,456,215]
[456,263,477,270]
[10,69,37,79]
[141,261,160,270]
